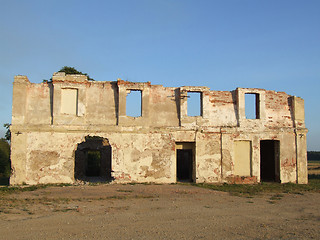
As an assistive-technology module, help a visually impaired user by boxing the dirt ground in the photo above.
[0,183,319,240]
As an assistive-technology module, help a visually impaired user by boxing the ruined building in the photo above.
[10,72,308,185]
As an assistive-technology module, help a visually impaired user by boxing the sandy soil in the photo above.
[0,184,319,240]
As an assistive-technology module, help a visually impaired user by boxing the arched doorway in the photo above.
[75,136,112,182]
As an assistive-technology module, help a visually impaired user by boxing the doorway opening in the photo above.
[75,136,112,182]
[260,140,280,182]
[176,142,195,182]
[86,150,101,176]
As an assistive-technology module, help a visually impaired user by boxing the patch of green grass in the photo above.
[126,182,162,186]
[0,183,72,196]
[21,207,34,215]
[116,189,133,193]
[107,206,130,211]
[0,185,46,195]
[308,160,320,163]
[270,193,284,200]
[105,194,154,200]
[191,179,320,197]
[53,208,76,213]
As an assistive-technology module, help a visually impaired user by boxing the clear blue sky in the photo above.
[0,0,319,150]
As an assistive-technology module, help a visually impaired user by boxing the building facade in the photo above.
[10,72,308,185]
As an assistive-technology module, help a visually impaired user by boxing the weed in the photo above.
[53,208,76,213]
[270,193,284,201]
[107,206,130,211]
[116,189,133,193]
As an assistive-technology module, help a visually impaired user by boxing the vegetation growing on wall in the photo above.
[58,66,94,81]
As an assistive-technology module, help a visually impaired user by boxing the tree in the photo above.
[307,151,320,160]
[0,138,10,178]
[58,66,94,81]
[3,123,10,142]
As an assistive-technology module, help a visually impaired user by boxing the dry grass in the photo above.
[308,160,320,176]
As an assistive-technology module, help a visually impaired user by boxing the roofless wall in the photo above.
[10,72,308,185]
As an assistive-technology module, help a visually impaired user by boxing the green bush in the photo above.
[58,66,94,81]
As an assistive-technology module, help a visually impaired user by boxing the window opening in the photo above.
[245,93,259,119]
[187,92,202,116]
[126,90,142,117]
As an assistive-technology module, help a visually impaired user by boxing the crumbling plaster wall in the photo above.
[10,73,308,185]
[85,82,118,125]
[195,132,221,182]
[10,130,225,185]
[149,85,180,127]
[226,130,297,183]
